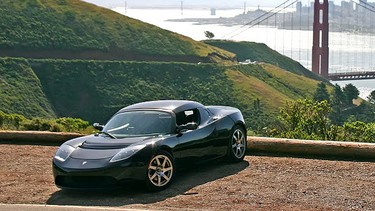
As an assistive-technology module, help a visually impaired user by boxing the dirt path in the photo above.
[0,144,374,210]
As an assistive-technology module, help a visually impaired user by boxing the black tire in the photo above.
[145,150,175,191]
[227,125,246,162]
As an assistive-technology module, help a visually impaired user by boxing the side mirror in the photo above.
[93,123,104,131]
[177,122,198,134]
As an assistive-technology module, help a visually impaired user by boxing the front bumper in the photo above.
[53,158,148,189]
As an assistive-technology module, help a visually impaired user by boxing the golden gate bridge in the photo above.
[222,0,375,81]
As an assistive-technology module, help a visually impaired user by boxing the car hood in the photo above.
[80,135,157,149]
[67,135,164,160]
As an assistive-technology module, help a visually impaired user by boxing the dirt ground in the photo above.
[0,144,375,211]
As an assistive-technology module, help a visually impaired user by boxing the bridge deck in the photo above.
[328,72,375,81]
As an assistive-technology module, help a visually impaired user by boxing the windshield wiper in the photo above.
[96,131,117,139]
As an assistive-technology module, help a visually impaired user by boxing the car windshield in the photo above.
[102,110,173,137]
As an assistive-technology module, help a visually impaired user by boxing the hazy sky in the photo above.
[84,0,375,9]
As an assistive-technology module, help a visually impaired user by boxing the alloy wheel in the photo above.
[231,128,246,159]
[147,154,174,187]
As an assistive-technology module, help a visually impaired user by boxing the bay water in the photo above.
[113,7,375,99]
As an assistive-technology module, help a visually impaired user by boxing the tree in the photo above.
[336,121,375,143]
[313,82,330,103]
[352,101,375,123]
[277,99,332,140]
[342,83,359,106]
[331,84,344,106]
[204,31,215,39]
[330,84,345,124]
[368,90,375,104]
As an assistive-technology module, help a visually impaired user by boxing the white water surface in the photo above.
[112,7,375,98]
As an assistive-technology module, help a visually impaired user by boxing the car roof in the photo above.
[118,100,205,113]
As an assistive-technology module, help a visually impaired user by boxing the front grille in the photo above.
[55,176,119,188]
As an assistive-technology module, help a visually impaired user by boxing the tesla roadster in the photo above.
[53,100,247,191]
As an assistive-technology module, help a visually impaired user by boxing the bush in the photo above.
[336,121,375,143]
[0,112,27,130]
[21,118,60,131]
[56,117,89,132]
[0,111,90,133]
[269,98,375,143]
[275,99,332,140]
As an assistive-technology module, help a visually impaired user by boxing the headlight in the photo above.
[110,144,146,163]
[54,144,75,162]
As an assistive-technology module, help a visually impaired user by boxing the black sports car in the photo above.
[53,100,247,191]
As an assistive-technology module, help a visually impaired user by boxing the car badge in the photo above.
[82,161,87,165]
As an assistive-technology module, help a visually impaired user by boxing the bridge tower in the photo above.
[312,0,329,78]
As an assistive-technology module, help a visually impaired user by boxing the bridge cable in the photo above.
[298,1,302,61]
[222,0,294,39]
[339,4,343,73]
[234,0,298,38]
[274,12,277,50]
[351,0,375,73]
[356,4,359,71]
[371,15,374,71]
[307,0,311,68]
[223,0,298,39]
[291,2,294,59]
[330,3,334,74]
[352,0,375,13]
[221,0,294,39]
[283,7,285,54]
[362,7,366,72]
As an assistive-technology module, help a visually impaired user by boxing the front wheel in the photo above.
[145,151,175,191]
[227,126,246,162]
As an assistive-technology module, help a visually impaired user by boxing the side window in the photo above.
[176,108,200,126]
[198,108,210,124]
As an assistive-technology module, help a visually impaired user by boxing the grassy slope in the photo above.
[0,1,324,126]
[0,57,321,130]
[0,0,234,61]
[0,58,55,118]
[226,69,292,112]
[204,40,325,81]
[227,63,319,114]
[30,59,319,123]
[31,59,238,122]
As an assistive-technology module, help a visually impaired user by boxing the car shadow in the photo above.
[47,159,249,206]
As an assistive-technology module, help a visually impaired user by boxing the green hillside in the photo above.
[31,59,238,122]
[0,1,325,133]
[228,63,319,111]
[204,40,324,81]
[0,0,234,62]
[0,58,55,118]
[0,58,317,130]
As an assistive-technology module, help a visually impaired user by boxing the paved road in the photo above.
[0,204,150,211]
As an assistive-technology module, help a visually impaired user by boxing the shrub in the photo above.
[56,117,89,132]
[21,118,59,131]
[336,121,375,143]
[276,99,332,140]
[0,110,90,133]
[0,112,27,130]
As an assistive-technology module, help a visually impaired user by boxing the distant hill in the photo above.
[0,58,55,118]
[204,40,325,81]
[0,1,324,132]
[83,0,282,9]
[0,0,234,63]
[0,57,320,132]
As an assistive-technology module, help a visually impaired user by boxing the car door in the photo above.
[199,108,228,158]
[174,108,216,164]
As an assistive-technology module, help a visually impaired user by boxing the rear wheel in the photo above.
[146,151,175,191]
[227,126,246,162]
